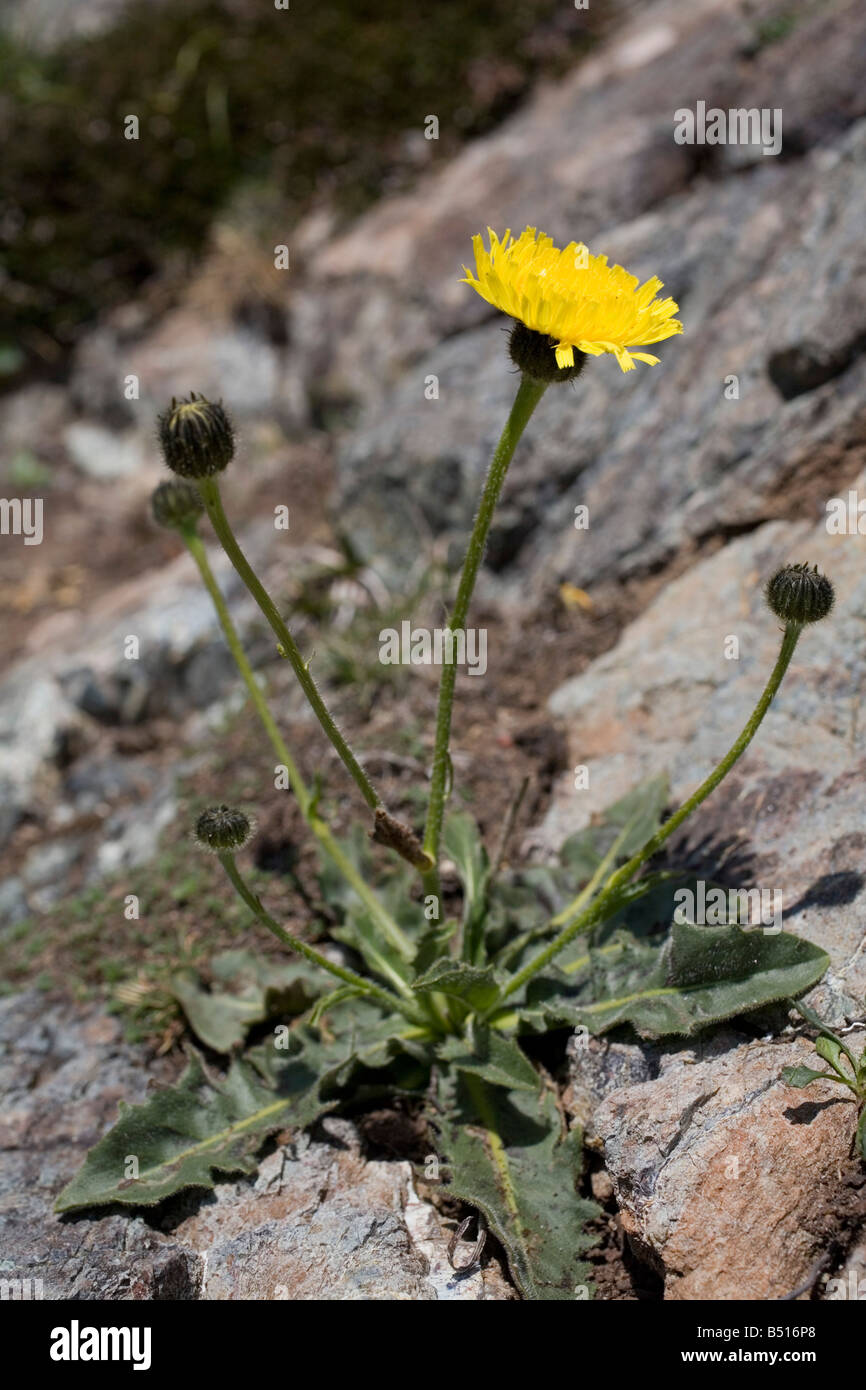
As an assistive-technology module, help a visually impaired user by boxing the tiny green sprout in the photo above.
[782,999,866,1161]
[158,392,236,478]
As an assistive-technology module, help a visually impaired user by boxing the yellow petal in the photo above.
[461,228,683,372]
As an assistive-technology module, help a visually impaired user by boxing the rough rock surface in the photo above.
[0,523,288,917]
[0,990,510,1300]
[582,1030,866,1301]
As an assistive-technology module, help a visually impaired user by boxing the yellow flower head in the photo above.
[462,226,683,374]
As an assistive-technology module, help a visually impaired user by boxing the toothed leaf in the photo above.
[55,1037,340,1213]
[520,922,829,1039]
[815,1035,853,1080]
[781,1064,841,1088]
[438,1027,538,1092]
[434,1074,598,1300]
[169,951,320,1053]
[412,918,458,977]
[412,959,504,1012]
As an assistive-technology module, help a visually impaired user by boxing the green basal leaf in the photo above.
[319,830,422,939]
[434,1074,598,1300]
[815,1034,854,1081]
[332,902,413,990]
[377,862,428,937]
[521,922,829,1039]
[210,949,322,1007]
[316,824,372,908]
[791,998,861,1074]
[55,1038,339,1213]
[323,1005,433,1072]
[437,1026,539,1092]
[781,1064,842,1088]
[56,996,433,1214]
[168,951,321,1053]
[559,773,668,883]
[488,870,670,976]
[593,871,731,943]
[484,869,566,965]
[412,917,458,977]
[308,984,366,1026]
[169,969,270,1053]
[516,931,660,1031]
[412,959,504,1013]
[444,812,488,914]
[444,811,490,963]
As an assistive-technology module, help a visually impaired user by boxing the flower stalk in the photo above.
[422,374,548,899]
[195,475,383,814]
[495,620,804,1006]
[182,524,415,962]
[215,849,424,1023]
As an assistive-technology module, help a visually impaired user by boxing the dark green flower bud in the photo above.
[508,323,587,383]
[194,805,254,853]
[150,479,204,532]
[158,393,235,478]
[765,563,835,625]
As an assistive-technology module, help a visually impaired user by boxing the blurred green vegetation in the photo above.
[0,0,598,372]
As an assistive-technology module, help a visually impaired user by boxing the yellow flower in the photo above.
[462,226,683,373]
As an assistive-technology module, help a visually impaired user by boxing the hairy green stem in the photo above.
[422,375,548,899]
[548,815,635,932]
[196,476,382,814]
[217,851,423,1023]
[497,621,803,1005]
[183,526,414,963]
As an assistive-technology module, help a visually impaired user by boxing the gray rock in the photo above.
[0,537,260,859]
[90,775,178,880]
[565,1034,660,1136]
[61,666,151,726]
[70,312,294,434]
[64,754,141,812]
[0,877,28,931]
[63,421,145,480]
[23,836,84,890]
[0,674,76,850]
[0,385,69,475]
[591,1030,866,1300]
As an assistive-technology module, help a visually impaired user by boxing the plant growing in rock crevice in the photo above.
[58,230,835,1300]
[783,1000,866,1161]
